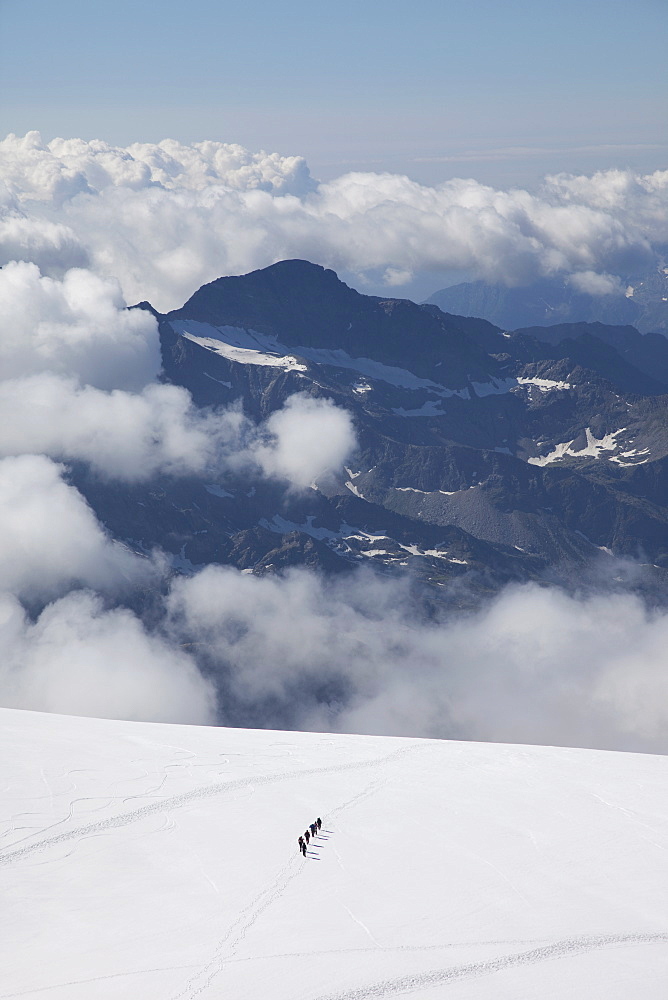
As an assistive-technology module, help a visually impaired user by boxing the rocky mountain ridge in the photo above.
[76,259,668,602]
[426,266,668,335]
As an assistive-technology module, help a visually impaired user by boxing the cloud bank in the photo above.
[0,252,357,485]
[0,455,157,601]
[167,566,668,754]
[0,158,358,723]
[1,130,667,745]
[0,260,160,389]
[1,132,665,311]
[0,590,216,724]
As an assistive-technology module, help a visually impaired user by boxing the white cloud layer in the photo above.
[0,455,156,600]
[0,590,215,724]
[167,567,668,754]
[0,376,356,485]
[0,261,160,389]
[1,133,665,310]
[0,449,215,724]
[0,375,237,480]
[1,131,667,744]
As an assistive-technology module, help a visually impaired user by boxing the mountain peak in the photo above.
[164,258,499,382]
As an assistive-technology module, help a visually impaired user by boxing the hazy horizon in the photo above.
[1,0,666,189]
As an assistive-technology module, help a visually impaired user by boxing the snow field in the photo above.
[1,708,667,999]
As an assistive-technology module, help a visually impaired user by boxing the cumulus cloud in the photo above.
[0,590,215,724]
[0,451,214,724]
[0,131,314,203]
[0,455,157,600]
[250,393,358,489]
[0,132,664,310]
[544,167,668,244]
[166,566,668,754]
[0,261,160,389]
[0,375,235,480]
[0,444,215,724]
[1,130,667,745]
[0,376,356,485]
[0,186,87,276]
[566,270,625,296]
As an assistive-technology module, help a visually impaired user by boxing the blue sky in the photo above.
[1,0,666,185]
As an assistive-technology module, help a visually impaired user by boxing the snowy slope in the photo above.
[1,709,667,999]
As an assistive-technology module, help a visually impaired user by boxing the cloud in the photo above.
[0,454,157,600]
[0,132,314,203]
[250,393,358,489]
[0,133,664,311]
[1,131,667,747]
[544,167,668,243]
[0,261,160,389]
[0,376,356,485]
[166,566,668,754]
[0,444,216,725]
[566,270,625,296]
[0,375,238,480]
[0,590,215,724]
[0,187,88,276]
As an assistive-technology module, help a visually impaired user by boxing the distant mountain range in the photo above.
[73,259,668,605]
[426,266,668,335]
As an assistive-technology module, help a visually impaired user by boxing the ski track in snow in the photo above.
[3,713,668,999]
[169,756,414,998]
[0,965,199,999]
[170,852,303,999]
[313,933,668,999]
[0,743,421,868]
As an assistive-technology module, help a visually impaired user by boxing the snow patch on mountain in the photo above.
[345,480,367,499]
[169,321,476,397]
[176,322,308,372]
[528,428,628,466]
[611,447,652,466]
[257,516,468,567]
[394,486,478,496]
[259,514,339,541]
[398,542,468,563]
[516,377,573,392]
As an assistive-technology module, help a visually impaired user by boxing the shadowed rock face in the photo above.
[99,260,668,600]
[169,259,502,385]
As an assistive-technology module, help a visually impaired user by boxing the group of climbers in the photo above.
[298,817,322,857]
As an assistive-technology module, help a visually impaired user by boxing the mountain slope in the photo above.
[117,260,668,585]
[1,708,667,999]
[425,269,668,335]
[512,321,668,390]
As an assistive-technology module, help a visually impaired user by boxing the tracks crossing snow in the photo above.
[0,742,422,868]
[312,933,668,999]
[168,746,420,998]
